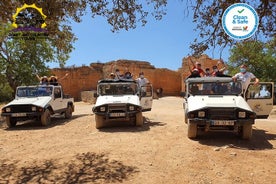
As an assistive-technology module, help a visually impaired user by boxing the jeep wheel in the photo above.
[6,117,17,128]
[95,115,104,129]
[41,109,51,126]
[242,124,252,139]
[65,105,73,119]
[187,120,197,139]
[136,112,143,126]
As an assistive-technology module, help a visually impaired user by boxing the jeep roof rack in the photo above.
[98,79,137,84]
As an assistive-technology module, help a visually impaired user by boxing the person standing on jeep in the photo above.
[232,64,259,92]
[136,72,149,88]
[189,60,205,77]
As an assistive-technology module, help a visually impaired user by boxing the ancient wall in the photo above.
[52,66,102,101]
[52,60,182,101]
[51,56,221,101]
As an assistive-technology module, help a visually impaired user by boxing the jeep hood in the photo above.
[95,95,140,107]
[187,95,253,112]
[4,97,52,108]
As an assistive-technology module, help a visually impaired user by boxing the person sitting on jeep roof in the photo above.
[204,68,212,77]
[36,75,48,85]
[186,68,201,79]
[124,71,133,79]
[109,73,115,79]
[49,73,69,85]
[115,69,123,79]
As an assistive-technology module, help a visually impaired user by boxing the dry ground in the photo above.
[0,97,276,184]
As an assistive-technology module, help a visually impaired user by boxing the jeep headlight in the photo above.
[5,107,11,112]
[32,106,37,111]
[100,106,106,112]
[198,111,205,118]
[129,105,135,111]
[238,111,246,118]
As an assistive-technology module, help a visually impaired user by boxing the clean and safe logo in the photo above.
[10,3,48,39]
[222,3,259,40]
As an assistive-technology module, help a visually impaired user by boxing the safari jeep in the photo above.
[183,77,274,139]
[92,79,153,129]
[1,84,74,127]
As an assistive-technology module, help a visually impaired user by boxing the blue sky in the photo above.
[49,1,230,71]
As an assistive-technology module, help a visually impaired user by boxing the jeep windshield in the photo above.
[16,86,53,97]
[98,83,138,96]
[188,81,242,95]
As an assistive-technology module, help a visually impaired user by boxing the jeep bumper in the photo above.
[1,112,43,118]
[189,118,254,126]
[94,111,139,121]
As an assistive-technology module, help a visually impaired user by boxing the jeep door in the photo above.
[245,82,274,118]
[140,84,153,111]
[52,86,65,111]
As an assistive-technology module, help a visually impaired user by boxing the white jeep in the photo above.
[1,84,74,127]
[184,77,274,139]
[92,79,153,129]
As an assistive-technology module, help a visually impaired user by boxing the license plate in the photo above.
[109,113,126,117]
[212,120,235,126]
[11,113,27,117]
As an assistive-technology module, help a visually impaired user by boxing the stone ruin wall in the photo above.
[51,56,221,101]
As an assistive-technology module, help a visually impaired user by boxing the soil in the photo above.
[0,97,276,184]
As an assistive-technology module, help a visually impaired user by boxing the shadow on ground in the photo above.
[0,152,139,184]
[98,117,166,133]
[1,114,89,131]
[195,127,276,150]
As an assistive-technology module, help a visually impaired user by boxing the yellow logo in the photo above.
[12,3,47,29]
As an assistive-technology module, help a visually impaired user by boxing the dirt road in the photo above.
[1,97,276,184]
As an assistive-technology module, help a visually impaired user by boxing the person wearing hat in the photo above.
[232,64,259,91]
[109,73,115,79]
[36,74,48,85]
[49,73,69,85]
[49,75,58,84]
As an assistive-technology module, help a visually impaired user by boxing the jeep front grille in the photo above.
[108,104,127,113]
[208,108,236,120]
[9,105,33,112]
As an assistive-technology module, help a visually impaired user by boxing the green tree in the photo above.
[0,0,167,94]
[0,23,72,93]
[228,38,276,82]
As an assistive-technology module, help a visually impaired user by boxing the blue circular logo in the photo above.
[222,3,259,40]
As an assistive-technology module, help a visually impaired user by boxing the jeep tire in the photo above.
[41,109,51,126]
[187,120,197,139]
[95,115,104,129]
[65,105,73,119]
[136,112,143,126]
[242,124,252,139]
[6,116,17,128]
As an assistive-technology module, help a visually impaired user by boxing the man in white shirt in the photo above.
[232,64,259,91]
[136,72,149,88]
